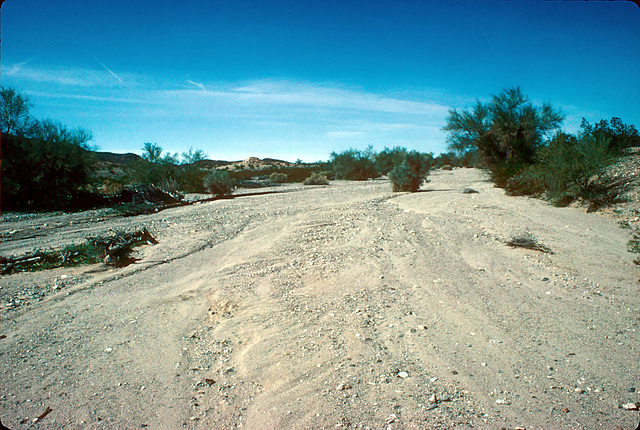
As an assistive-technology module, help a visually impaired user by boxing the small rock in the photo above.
[397,371,409,379]
[622,402,639,410]
[495,399,510,405]
[385,414,397,424]
[628,387,636,393]
[105,348,113,353]
[429,377,438,382]
[337,383,352,391]
[562,407,570,413]
[574,388,585,394]
[429,394,438,403]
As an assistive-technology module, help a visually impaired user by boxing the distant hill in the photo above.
[91,151,144,166]
[88,151,294,169]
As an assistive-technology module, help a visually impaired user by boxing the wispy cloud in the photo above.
[187,80,206,91]
[327,131,367,139]
[3,63,128,87]
[167,80,449,118]
[1,66,454,157]
[25,90,151,105]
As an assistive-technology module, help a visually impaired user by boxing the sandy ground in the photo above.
[1,168,639,430]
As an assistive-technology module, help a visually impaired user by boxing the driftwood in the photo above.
[1,228,158,274]
[92,227,158,267]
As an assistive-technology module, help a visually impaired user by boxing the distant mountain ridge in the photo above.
[92,151,143,165]
[91,151,294,168]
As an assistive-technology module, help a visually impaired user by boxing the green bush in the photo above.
[507,130,631,210]
[374,147,409,175]
[303,172,329,185]
[330,148,379,180]
[269,172,288,183]
[203,170,233,197]
[388,151,431,192]
[581,117,640,156]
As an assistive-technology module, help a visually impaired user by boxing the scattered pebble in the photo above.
[397,371,409,379]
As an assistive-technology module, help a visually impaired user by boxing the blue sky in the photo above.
[2,0,639,162]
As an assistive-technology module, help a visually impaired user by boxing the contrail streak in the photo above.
[75,42,123,83]
[187,80,206,91]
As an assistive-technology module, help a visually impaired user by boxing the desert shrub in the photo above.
[440,164,453,171]
[176,165,207,193]
[511,131,630,209]
[229,166,322,183]
[505,170,545,197]
[330,148,379,180]
[388,151,431,192]
[374,147,409,175]
[203,170,233,197]
[128,143,209,193]
[578,174,632,212]
[581,117,640,156]
[303,172,329,185]
[269,172,288,183]
[505,230,553,254]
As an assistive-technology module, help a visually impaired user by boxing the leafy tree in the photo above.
[181,147,208,164]
[2,116,96,210]
[330,148,379,180]
[178,147,208,192]
[444,87,563,187]
[1,86,32,136]
[133,143,182,190]
[142,142,163,163]
[28,118,94,148]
